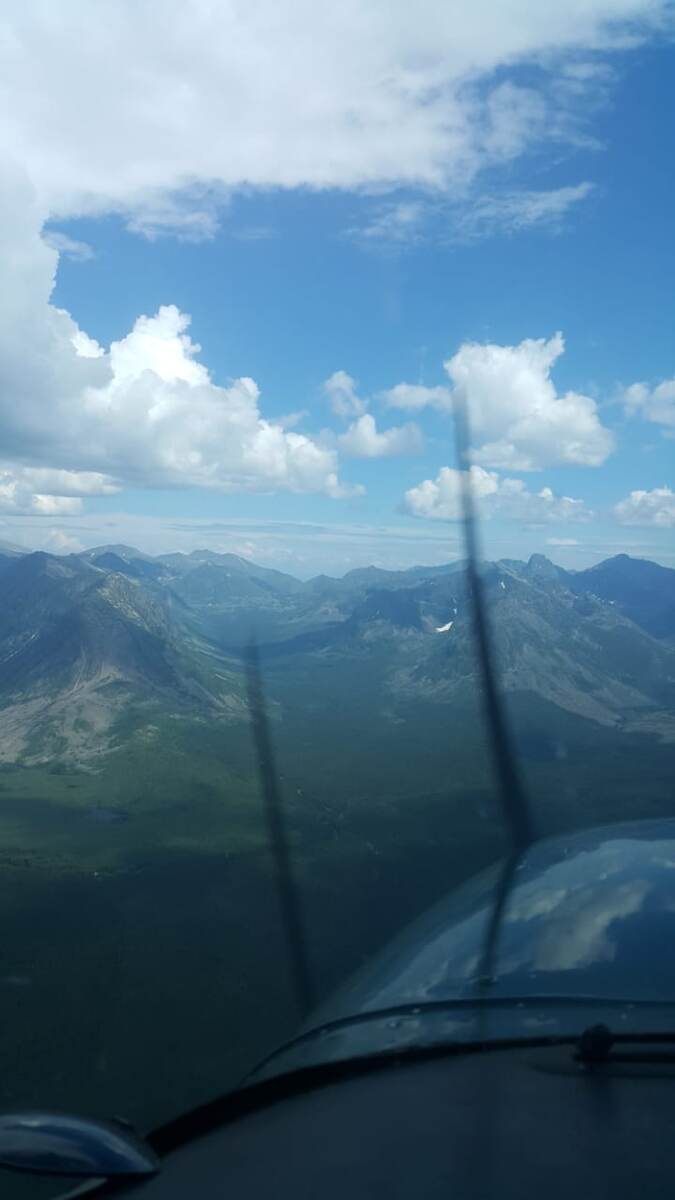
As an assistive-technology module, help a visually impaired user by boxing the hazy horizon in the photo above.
[3,524,673,582]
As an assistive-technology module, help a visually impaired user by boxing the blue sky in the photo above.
[1,3,674,575]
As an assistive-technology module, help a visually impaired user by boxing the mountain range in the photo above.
[0,543,673,766]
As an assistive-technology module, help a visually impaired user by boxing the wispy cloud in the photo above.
[232,225,276,242]
[0,512,464,577]
[3,511,675,575]
[5,4,658,225]
[349,182,595,248]
[347,201,430,247]
[454,182,596,241]
[43,230,94,261]
[124,193,223,241]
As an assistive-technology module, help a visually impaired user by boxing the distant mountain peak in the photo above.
[0,538,27,556]
[80,544,148,563]
[590,553,645,571]
[525,553,564,583]
[12,550,88,581]
[188,549,229,562]
[571,554,675,638]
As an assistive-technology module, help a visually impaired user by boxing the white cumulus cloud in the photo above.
[0,2,667,514]
[378,334,614,470]
[0,171,358,501]
[0,3,664,228]
[323,371,367,419]
[445,332,614,470]
[614,486,675,527]
[338,414,424,459]
[0,457,118,518]
[381,383,452,412]
[0,471,83,516]
[622,378,675,429]
[404,464,591,522]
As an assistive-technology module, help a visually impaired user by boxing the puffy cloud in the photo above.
[405,465,497,520]
[525,880,649,973]
[0,462,118,516]
[0,173,357,500]
[614,486,675,527]
[404,464,591,522]
[94,308,359,494]
[9,467,117,496]
[445,333,614,469]
[0,4,665,515]
[70,330,105,359]
[379,334,613,470]
[455,182,595,240]
[1,3,664,226]
[0,474,79,516]
[338,414,424,458]
[381,383,452,412]
[622,379,675,429]
[322,371,367,419]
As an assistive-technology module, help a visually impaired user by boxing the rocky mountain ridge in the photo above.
[0,545,673,765]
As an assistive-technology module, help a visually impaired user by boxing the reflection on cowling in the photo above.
[327,820,675,1016]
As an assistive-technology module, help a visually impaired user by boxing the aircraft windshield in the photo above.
[1,5,674,1194]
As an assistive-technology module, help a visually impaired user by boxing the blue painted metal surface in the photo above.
[0,1111,160,1177]
[250,819,675,1082]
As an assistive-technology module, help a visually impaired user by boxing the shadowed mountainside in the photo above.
[0,546,673,766]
